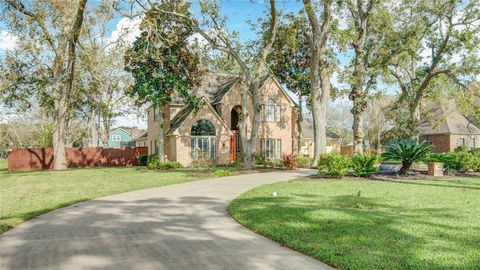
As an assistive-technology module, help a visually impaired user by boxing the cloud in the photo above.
[0,31,18,51]
[108,17,142,45]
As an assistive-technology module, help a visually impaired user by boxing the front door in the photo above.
[231,131,241,161]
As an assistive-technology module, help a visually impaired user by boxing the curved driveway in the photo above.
[0,169,333,270]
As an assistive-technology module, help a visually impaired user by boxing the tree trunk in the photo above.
[352,108,364,155]
[88,108,99,147]
[239,84,253,168]
[297,95,303,154]
[52,92,68,170]
[157,106,165,162]
[102,117,109,147]
[400,161,412,175]
[311,72,331,166]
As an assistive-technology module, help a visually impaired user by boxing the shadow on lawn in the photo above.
[230,194,480,270]
[371,178,480,191]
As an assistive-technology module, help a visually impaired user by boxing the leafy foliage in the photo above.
[124,0,204,109]
[351,154,379,177]
[138,155,148,166]
[214,169,231,177]
[318,154,351,178]
[382,140,432,174]
[282,153,297,170]
[429,151,480,173]
[157,161,183,170]
[295,155,313,168]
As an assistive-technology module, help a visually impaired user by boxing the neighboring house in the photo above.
[134,131,148,147]
[144,73,298,166]
[103,127,145,148]
[299,118,341,157]
[419,105,480,152]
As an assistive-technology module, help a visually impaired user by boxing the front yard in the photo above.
[229,177,480,270]
[0,159,210,233]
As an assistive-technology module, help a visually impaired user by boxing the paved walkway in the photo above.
[0,169,333,270]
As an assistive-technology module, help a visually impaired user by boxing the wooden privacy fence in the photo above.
[7,147,148,171]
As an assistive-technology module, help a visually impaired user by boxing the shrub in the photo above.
[296,155,313,168]
[138,155,148,166]
[282,153,297,169]
[381,139,432,174]
[429,151,480,173]
[192,152,215,168]
[252,152,268,166]
[214,169,231,177]
[318,153,351,178]
[148,154,159,164]
[147,161,157,170]
[157,161,182,170]
[351,154,379,177]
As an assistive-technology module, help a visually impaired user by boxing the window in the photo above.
[111,135,121,141]
[470,138,476,149]
[150,141,153,154]
[261,138,282,159]
[457,138,465,147]
[154,140,158,154]
[263,98,281,122]
[191,120,216,160]
[153,108,157,122]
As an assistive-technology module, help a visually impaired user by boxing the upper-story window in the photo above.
[262,98,281,122]
[153,108,157,122]
[111,135,121,142]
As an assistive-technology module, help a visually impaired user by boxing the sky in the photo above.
[0,0,353,129]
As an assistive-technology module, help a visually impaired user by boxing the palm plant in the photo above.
[381,140,432,175]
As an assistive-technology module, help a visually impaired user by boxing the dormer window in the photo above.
[262,98,281,122]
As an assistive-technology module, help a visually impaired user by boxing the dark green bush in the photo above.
[296,155,313,168]
[214,169,231,177]
[381,139,432,174]
[318,153,351,178]
[138,155,148,166]
[351,154,379,177]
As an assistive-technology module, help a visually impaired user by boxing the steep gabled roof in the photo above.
[165,97,232,136]
[420,104,480,135]
[301,118,340,139]
[170,73,238,104]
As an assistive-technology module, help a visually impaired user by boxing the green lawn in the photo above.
[0,159,209,233]
[229,177,480,270]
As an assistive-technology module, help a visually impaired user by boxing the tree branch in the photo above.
[5,0,57,53]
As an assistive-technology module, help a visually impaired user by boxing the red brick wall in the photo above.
[7,147,148,171]
[420,135,451,152]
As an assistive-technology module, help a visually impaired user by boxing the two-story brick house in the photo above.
[420,104,480,152]
[142,73,298,166]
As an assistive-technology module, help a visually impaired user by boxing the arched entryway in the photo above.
[230,105,242,130]
[191,119,216,160]
[230,106,242,161]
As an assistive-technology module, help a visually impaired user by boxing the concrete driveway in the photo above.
[0,169,333,270]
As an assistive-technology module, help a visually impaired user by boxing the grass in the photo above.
[229,177,480,270]
[0,158,211,233]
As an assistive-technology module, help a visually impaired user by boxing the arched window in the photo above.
[191,120,216,160]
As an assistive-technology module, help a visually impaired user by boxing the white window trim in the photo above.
[111,135,121,142]
[262,98,281,123]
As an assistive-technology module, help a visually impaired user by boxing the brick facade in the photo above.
[144,76,299,166]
